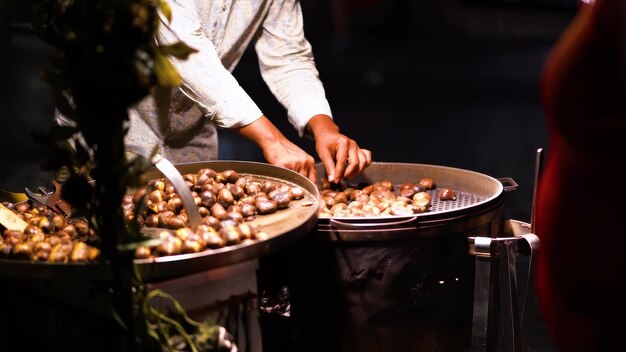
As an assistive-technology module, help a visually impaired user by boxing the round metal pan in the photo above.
[135,160,320,282]
[316,162,509,240]
[0,161,319,282]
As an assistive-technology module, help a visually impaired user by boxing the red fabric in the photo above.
[536,0,626,350]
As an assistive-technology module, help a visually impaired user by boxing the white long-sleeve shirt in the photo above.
[126,0,332,162]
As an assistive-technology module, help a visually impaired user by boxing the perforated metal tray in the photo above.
[316,162,513,240]
[0,161,320,282]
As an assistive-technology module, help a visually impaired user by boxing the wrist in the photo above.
[237,115,285,149]
[306,114,339,138]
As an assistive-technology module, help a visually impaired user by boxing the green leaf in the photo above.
[154,51,182,87]
[160,42,198,60]
[159,0,173,23]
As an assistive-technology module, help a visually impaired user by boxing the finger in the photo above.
[291,161,307,179]
[333,141,349,183]
[343,143,360,179]
[362,149,372,166]
[307,164,317,184]
[303,155,317,184]
[359,149,372,173]
[317,146,337,183]
[357,149,369,173]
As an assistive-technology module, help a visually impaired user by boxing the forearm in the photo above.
[236,115,317,181]
[235,115,287,150]
[306,114,339,138]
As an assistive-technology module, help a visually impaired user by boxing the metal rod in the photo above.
[530,148,544,232]
[471,237,494,352]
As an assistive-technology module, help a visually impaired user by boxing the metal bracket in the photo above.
[469,232,540,352]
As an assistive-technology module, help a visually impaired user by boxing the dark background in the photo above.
[0,1,579,350]
[0,0,576,223]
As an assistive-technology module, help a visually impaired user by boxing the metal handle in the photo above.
[530,148,544,232]
[470,232,540,352]
[497,177,519,192]
[329,215,418,229]
[516,234,540,352]
[154,156,203,231]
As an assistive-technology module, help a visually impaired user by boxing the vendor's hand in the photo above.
[262,139,316,182]
[236,115,317,182]
[307,115,372,183]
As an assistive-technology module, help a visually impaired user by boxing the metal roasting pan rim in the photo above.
[316,161,505,224]
[0,160,320,282]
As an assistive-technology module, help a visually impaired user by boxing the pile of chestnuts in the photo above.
[124,168,307,259]
[0,202,100,263]
[318,177,442,218]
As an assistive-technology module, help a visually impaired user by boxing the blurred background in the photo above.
[1,1,578,349]
[0,0,576,222]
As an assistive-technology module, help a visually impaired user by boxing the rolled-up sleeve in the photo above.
[254,0,333,136]
[157,0,262,128]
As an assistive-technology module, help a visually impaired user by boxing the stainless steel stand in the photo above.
[470,220,540,352]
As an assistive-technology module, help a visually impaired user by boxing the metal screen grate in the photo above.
[427,189,486,213]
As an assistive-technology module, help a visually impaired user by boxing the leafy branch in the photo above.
[0,1,219,351]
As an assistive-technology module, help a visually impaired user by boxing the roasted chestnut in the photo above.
[290,186,305,200]
[0,243,11,257]
[201,190,216,208]
[15,202,30,213]
[419,178,436,190]
[203,233,225,249]
[256,198,277,215]
[48,243,71,263]
[197,168,218,180]
[238,223,256,240]
[226,183,244,200]
[167,197,183,213]
[271,191,292,209]
[198,206,210,217]
[320,178,331,190]
[74,220,90,237]
[438,188,457,201]
[181,240,204,254]
[217,170,238,184]
[70,242,91,262]
[11,242,33,260]
[219,226,241,246]
[210,203,228,220]
[135,246,152,259]
[165,216,186,230]
[144,214,160,227]
[202,216,222,230]
[157,211,175,226]
[261,180,276,194]
[156,236,183,256]
[241,203,256,218]
[217,188,235,208]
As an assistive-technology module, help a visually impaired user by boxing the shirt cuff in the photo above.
[287,95,333,137]
[207,85,263,129]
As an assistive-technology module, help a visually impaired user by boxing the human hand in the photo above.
[307,115,372,183]
[236,115,317,182]
[262,138,317,183]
